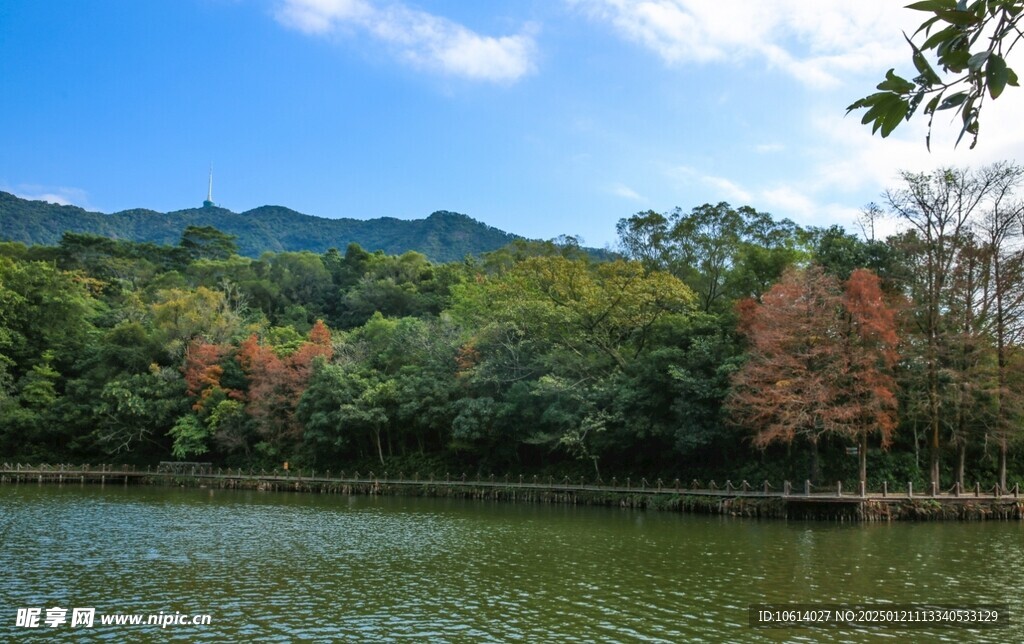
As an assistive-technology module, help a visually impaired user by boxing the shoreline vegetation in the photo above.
[3,165,1024,494]
[4,464,1024,522]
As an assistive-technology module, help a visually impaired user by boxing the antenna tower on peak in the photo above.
[203,165,216,208]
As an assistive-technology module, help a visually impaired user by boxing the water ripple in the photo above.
[1,485,1021,641]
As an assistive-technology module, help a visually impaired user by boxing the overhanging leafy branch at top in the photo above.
[847,0,1022,149]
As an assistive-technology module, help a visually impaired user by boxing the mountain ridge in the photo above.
[0,191,522,263]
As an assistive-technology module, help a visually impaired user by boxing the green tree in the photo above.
[151,286,243,354]
[617,203,803,312]
[296,363,395,466]
[168,414,209,459]
[180,225,238,261]
[89,366,186,455]
[453,256,696,471]
[0,257,97,372]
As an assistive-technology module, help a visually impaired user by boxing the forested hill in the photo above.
[0,191,521,262]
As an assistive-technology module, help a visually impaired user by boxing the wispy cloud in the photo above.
[609,182,645,202]
[665,80,1024,235]
[567,0,914,88]
[275,0,538,82]
[760,185,816,218]
[671,166,751,203]
[4,184,91,208]
[668,165,864,230]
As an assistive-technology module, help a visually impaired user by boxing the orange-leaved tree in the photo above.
[838,269,899,486]
[236,320,333,460]
[729,267,898,484]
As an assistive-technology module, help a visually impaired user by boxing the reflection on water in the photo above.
[1,484,1020,641]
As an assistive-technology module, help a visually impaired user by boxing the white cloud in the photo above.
[567,0,914,88]
[609,182,645,201]
[668,165,880,232]
[5,185,90,208]
[827,101,1023,184]
[665,86,1024,236]
[671,166,752,203]
[761,185,816,218]
[275,0,537,82]
[275,0,373,35]
[33,194,75,206]
[702,175,752,203]
[571,1,1024,243]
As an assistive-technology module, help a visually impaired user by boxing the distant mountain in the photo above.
[0,192,522,263]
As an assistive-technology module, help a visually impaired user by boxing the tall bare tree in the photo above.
[975,163,1024,490]
[887,163,1023,488]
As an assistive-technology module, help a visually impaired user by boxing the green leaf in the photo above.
[1007,67,1019,87]
[907,90,925,117]
[939,49,971,72]
[846,97,871,113]
[880,99,911,137]
[960,95,976,124]
[877,69,916,94]
[921,25,960,50]
[861,94,902,128]
[914,14,943,36]
[936,8,982,25]
[986,54,1009,98]
[956,95,978,148]
[923,93,943,115]
[905,0,956,10]
[903,32,943,85]
[968,50,990,72]
[846,92,887,116]
[912,54,939,84]
[937,91,967,109]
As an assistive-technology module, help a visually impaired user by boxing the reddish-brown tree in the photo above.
[729,267,899,484]
[728,267,844,481]
[838,269,899,485]
[290,319,334,383]
[236,321,333,456]
[183,341,228,413]
[236,334,292,452]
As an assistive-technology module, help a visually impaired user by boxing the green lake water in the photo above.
[1,484,1020,642]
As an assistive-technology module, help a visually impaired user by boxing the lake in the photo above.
[1,484,1019,641]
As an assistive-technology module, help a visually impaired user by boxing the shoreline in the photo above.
[4,466,1024,521]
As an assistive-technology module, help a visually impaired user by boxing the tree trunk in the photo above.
[809,437,820,484]
[956,443,965,489]
[373,428,385,466]
[859,432,867,488]
[995,251,1007,494]
[929,377,941,489]
[912,418,920,470]
[999,438,1008,494]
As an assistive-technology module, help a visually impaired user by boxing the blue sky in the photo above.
[2,1,1021,249]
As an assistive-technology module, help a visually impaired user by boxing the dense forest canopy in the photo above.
[2,163,1024,489]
